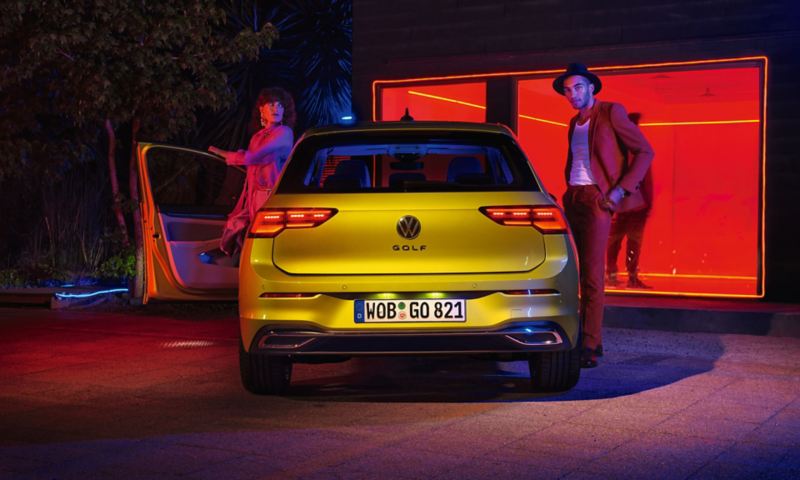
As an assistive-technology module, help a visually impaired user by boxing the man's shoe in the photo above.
[580,357,598,369]
[605,272,619,285]
[595,344,604,357]
[627,276,653,289]
[580,348,599,369]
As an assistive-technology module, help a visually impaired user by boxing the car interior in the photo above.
[302,143,517,191]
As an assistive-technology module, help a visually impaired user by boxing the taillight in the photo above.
[502,289,560,295]
[480,206,568,233]
[259,292,318,298]
[249,208,337,237]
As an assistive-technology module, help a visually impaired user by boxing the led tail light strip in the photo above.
[249,208,338,238]
[480,206,568,233]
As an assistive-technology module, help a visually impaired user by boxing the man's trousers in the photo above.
[563,185,612,351]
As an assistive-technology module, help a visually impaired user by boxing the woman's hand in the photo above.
[208,146,225,157]
[209,146,237,165]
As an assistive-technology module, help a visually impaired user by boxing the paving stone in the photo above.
[565,403,672,431]
[606,432,733,466]
[652,415,761,442]
[688,460,777,479]
[561,471,617,480]
[184,455,289,480]
[432,457,564,479]
[716,441,792,467]
[579,451,703,480]
[679,397,783,424]
[769,406,800,428]
[744,423,800,447]
[483,443,600,471]
[312,447,468,480]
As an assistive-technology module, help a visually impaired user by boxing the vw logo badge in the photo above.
[397,215,421,240]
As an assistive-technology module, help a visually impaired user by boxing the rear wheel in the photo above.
[239,342,292,395]
[528,347,581,392]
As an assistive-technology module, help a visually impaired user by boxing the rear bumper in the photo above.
[249,321,573,356]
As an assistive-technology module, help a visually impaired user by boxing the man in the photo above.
[606,113,655,290]
[553,63,654,368]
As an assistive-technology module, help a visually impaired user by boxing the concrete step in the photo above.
[605,296,800,338]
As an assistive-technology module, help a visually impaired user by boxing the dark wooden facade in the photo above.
[353,0,800,301]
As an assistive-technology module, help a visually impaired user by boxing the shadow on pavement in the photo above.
[285,330,726,403]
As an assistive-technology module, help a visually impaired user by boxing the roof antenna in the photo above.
[400,108,414,121]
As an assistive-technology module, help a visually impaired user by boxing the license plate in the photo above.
[355,299,466,323]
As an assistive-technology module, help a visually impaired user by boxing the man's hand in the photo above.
[602,186,626,212]
[608,186,625,205]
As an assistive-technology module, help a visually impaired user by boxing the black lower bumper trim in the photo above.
[251,322,573,355]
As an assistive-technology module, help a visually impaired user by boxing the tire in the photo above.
[239,342,292,395]
[528,347,581,392]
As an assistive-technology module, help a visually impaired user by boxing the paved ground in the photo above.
[1,304,799,479]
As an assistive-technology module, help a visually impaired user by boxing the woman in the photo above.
[209,87,296,256]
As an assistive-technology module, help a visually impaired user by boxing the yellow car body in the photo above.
[236,122,581,394]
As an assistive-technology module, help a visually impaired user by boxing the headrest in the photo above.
[328,159,370,188]
[447,156,482,182]
[389,172,426,188]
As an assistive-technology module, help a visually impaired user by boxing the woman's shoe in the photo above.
[199,248,226,264]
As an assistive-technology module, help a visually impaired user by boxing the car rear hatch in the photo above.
[269,192,551,275]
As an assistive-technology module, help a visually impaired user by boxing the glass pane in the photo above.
[279,132,537,194]
[380,82,486,122]
[145,147,245,214]
[517,64,762,296]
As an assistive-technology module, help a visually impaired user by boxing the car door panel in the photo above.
[137,143,245,302]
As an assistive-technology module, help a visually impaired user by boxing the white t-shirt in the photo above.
[569,119,594,186]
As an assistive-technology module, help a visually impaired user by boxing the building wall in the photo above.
[353,0,800,301]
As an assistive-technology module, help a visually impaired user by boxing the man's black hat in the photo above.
[553,63,602,95]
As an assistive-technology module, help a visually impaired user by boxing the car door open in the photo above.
[137,143,245,302]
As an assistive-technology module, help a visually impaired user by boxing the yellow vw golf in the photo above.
[238,121,580,394]
[136,121,580,395]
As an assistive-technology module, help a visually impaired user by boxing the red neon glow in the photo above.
[374,57,766,298]
[379,82,486,122]
[407,90,486,110]
[396,92,759,128]
[518,114,568,127]
[640,119,759,126]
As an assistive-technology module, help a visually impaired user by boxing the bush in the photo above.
[97,249,136,283]
[0,269,24,288]
[0,263,70,288]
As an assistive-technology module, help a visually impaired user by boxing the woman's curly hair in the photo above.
[252,87,296,131]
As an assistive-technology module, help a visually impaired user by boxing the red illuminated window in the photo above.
[517,62,763,298]
[379,82,486,122]
[373,57,766,298]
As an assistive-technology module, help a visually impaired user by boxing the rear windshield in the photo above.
[277,131,540,193]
